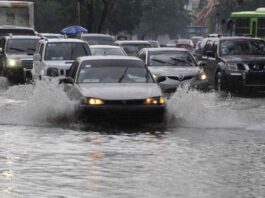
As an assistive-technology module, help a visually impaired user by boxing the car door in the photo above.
[206,41,218,86]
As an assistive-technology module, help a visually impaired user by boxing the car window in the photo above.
[148,51,197,67]
[121,44,151,56]
[82,36,114,45]
[6,38,39,54]
[220,39,265,56]
[138,52,146,62]
[210,41,217,53]
[44,42,90,61]
[39,44,44,59]
[203,40,213,55]
[67,61,79,79]
[90,48,126,56]
[78,64,153,84]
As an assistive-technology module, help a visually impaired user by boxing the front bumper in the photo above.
[224,70,265,91]
[77,104,166,123]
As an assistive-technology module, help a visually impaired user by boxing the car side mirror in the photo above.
[156,76,166,83]
[0,47,3,55]
[206,50,216,58]
[59,77,74,84]
[198,61,207,68]
[33,53,41,61]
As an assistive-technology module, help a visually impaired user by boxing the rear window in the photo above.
[44,42,91,61]
[0,29,35,36]
[82,36,114,45]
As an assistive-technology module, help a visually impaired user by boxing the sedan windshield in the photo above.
[44,42,90,61]
[6,39,39,54]
[121,44,151,56]
[220,39,265,56]
[90,47,126,56]
[149,51,197,67]
[78,64,153,83]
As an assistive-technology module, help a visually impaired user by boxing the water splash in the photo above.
[167,88,244,129]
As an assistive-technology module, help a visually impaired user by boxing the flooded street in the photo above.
[0,79,264,198]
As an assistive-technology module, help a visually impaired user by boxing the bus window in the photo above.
[235,18,250,35]
[252,21,257,37]
[257,18,265,37]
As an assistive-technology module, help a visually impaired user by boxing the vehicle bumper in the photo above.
[224,71,265,91]
[159,79,192,93]
[6,67,32,82]
[77,104,166,123]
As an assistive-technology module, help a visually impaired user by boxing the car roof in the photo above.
[115,40,151,44]
[39,38,87,43]
[77,55,142,62]
[89,45,122,49]
[2,35,40,39]
[80,33,112,37]
[143,47,189,52]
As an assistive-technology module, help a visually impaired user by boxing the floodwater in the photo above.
[0,79,264,198]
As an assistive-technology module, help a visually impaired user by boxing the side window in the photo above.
[211,41,217,53]
[138,52,146,62]
[203,40,213,55]
[39,44,44,59]
[67,61,79,79]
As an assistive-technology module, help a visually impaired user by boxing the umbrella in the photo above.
[61,25,88,37]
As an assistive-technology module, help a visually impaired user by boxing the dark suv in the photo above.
[192,36,265,92]
[0,35,40,84]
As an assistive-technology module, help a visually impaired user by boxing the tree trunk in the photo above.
[97,0,108,33]
[86,0,94,32]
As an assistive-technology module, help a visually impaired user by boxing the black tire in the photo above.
[215,71,228,96]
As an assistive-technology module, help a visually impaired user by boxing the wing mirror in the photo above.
[33,53,41,61]
[156,76,166,83]
[59,77,74,84]
[0,47,3,55]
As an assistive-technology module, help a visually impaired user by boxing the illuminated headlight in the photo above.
[80,97,105,105]
[7,59,20,68]
[47,68,59,77]
[144,97,166,105]
[225,63,238,71]
[200,73,207,80]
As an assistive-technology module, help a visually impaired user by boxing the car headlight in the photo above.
[47,68,59,77]
[144,97,166,105]
[225,63,238,71]
[80,97,105,105]
[7,59,20,68]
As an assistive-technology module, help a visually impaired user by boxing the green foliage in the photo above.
[32,0,191,36]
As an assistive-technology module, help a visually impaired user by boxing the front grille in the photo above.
[21,60,33,69]
[168,75,194,81]
[104,99,145,105]
[247,63,265,72]
[245,72,265,85]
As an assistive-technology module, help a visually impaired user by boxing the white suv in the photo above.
[33,38,91,80]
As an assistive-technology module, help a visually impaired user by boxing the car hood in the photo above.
[44,60,74,69]
[78,83,162,100]
[223,55,265,62]
[6,54,33,60]
[148,66,199,77]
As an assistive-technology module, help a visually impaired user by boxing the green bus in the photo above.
[230,8,265,38]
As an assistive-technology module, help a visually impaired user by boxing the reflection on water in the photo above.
[0,80,264,197]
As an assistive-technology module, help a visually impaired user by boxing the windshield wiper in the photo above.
[151,58,175,66]
[27,48,36,51]
[8,47,25,52]
[118,67,129,83]
[170,57,193,66]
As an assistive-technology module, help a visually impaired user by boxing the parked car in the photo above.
[137,48,200,94]
[175,39,194,52]
[192,36,265,92]
[60,56,167,123]
[115,40,152,56]
[90,45,127,56]
[39,33,65,39]
[79,33,115,45]
[0,35,40,83]
[32,38,91,80]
